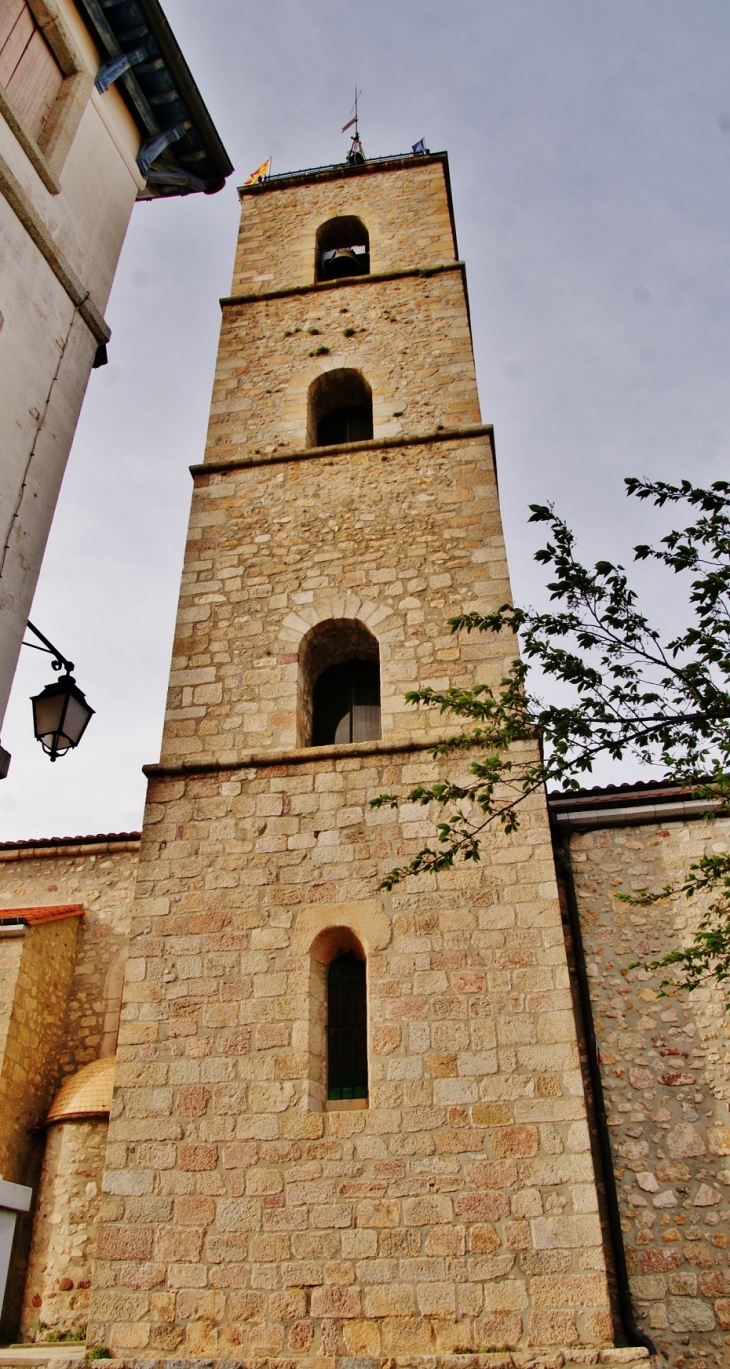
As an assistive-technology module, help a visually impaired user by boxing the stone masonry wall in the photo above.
[0,919,79,1186]
[165,434,508,765]
[90,160,615,1361]
[569,816,730,1368]
[20,1117,109,1341]
[231,159,457,298]
[89,765,613,1359]
[206,271,479,465]
[0,843,140,1078]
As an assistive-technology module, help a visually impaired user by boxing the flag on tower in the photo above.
[412,139,427,155]
[243,157,271,185]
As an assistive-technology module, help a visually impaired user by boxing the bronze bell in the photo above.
[329,247,360,277]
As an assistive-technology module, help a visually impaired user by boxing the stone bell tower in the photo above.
[88,152,620,1362]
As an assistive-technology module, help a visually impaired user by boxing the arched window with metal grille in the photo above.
[327,952,368,1101]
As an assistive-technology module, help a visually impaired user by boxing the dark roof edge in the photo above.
[549,778,703,808]
[548,779,724,831]
[135,0,233,182]
[0,831,141,853]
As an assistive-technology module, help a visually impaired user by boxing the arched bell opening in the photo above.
[297,618,381,747]
[307,368,373,448]
[315,215,370,282]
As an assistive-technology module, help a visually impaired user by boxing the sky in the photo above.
[1,0,730,840]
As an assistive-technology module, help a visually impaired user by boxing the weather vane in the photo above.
[342,88,365,165]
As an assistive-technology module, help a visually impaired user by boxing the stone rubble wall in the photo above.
[569,816,730,1368]
[0,844,138,1340]
[205,272,480,466]
[0,845,139,1078]
[20,1117,109,1341]
[0,918,79,1185]
[87,761,613,1359]
[232,160,457,298]
[165,435,509,764]
[0,1353,657,1369]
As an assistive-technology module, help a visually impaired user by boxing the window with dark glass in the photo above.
[327,952,368,1100]
[308,368,373,449]
[311,658,380,746]
[317,404,372,446]
[316,215,370,282]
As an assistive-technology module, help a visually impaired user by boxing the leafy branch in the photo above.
[371,478,730,998]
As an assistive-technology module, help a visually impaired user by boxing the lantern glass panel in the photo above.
[62,690,92,745]
[32,688,66,744]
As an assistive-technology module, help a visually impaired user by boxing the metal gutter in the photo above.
[549,779,724,831]
[552,797,720,829]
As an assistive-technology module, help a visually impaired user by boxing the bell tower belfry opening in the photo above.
[88,151,622,1364]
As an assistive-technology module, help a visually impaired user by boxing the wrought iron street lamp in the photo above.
[25,622,94,762]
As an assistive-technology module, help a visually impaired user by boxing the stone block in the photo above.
[96,1225,153,1261]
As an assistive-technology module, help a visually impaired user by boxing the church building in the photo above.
[0,149,728,1369]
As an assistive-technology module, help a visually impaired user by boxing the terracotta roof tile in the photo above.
[0,904,83,926]
[46,1056,116,1124]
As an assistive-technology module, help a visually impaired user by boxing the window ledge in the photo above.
[0,84,61,194]
[326,1098,368,1111]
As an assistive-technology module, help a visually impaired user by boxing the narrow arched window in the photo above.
[298,618,382,748]
[312,659,380,745]
[316,216,370,282]
[327,952,368,1101]
[307,369,373,448]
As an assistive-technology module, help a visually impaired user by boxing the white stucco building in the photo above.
[0,0,232,772]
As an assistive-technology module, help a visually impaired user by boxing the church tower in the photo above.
[88,152,620,1362]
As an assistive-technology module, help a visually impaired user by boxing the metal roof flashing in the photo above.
[237,151,449,195]
[76,0,233,198]
[548,779,726,831]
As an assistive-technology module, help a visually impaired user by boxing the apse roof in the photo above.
[76,0,233,197]
[46,1056,116,1125]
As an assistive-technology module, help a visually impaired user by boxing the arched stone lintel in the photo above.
[279,598,394,648]
[292,899,391,959]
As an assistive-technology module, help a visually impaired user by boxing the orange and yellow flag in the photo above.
[243,158,271,185]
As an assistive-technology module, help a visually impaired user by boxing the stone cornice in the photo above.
[220,259,465,311]
[239,150,449,196]
[144,732,470,781]
[191,422,495,477]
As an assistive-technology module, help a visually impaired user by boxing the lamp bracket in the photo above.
[23,621,74,674]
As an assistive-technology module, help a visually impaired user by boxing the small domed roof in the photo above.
[46,1056,115,1124]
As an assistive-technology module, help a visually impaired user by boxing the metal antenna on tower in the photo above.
[341,88,365,165]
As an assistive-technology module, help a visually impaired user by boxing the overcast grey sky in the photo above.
[2,0,729,840]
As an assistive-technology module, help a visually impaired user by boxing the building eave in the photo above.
[548,779,724,830]
[75,0,233,198]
